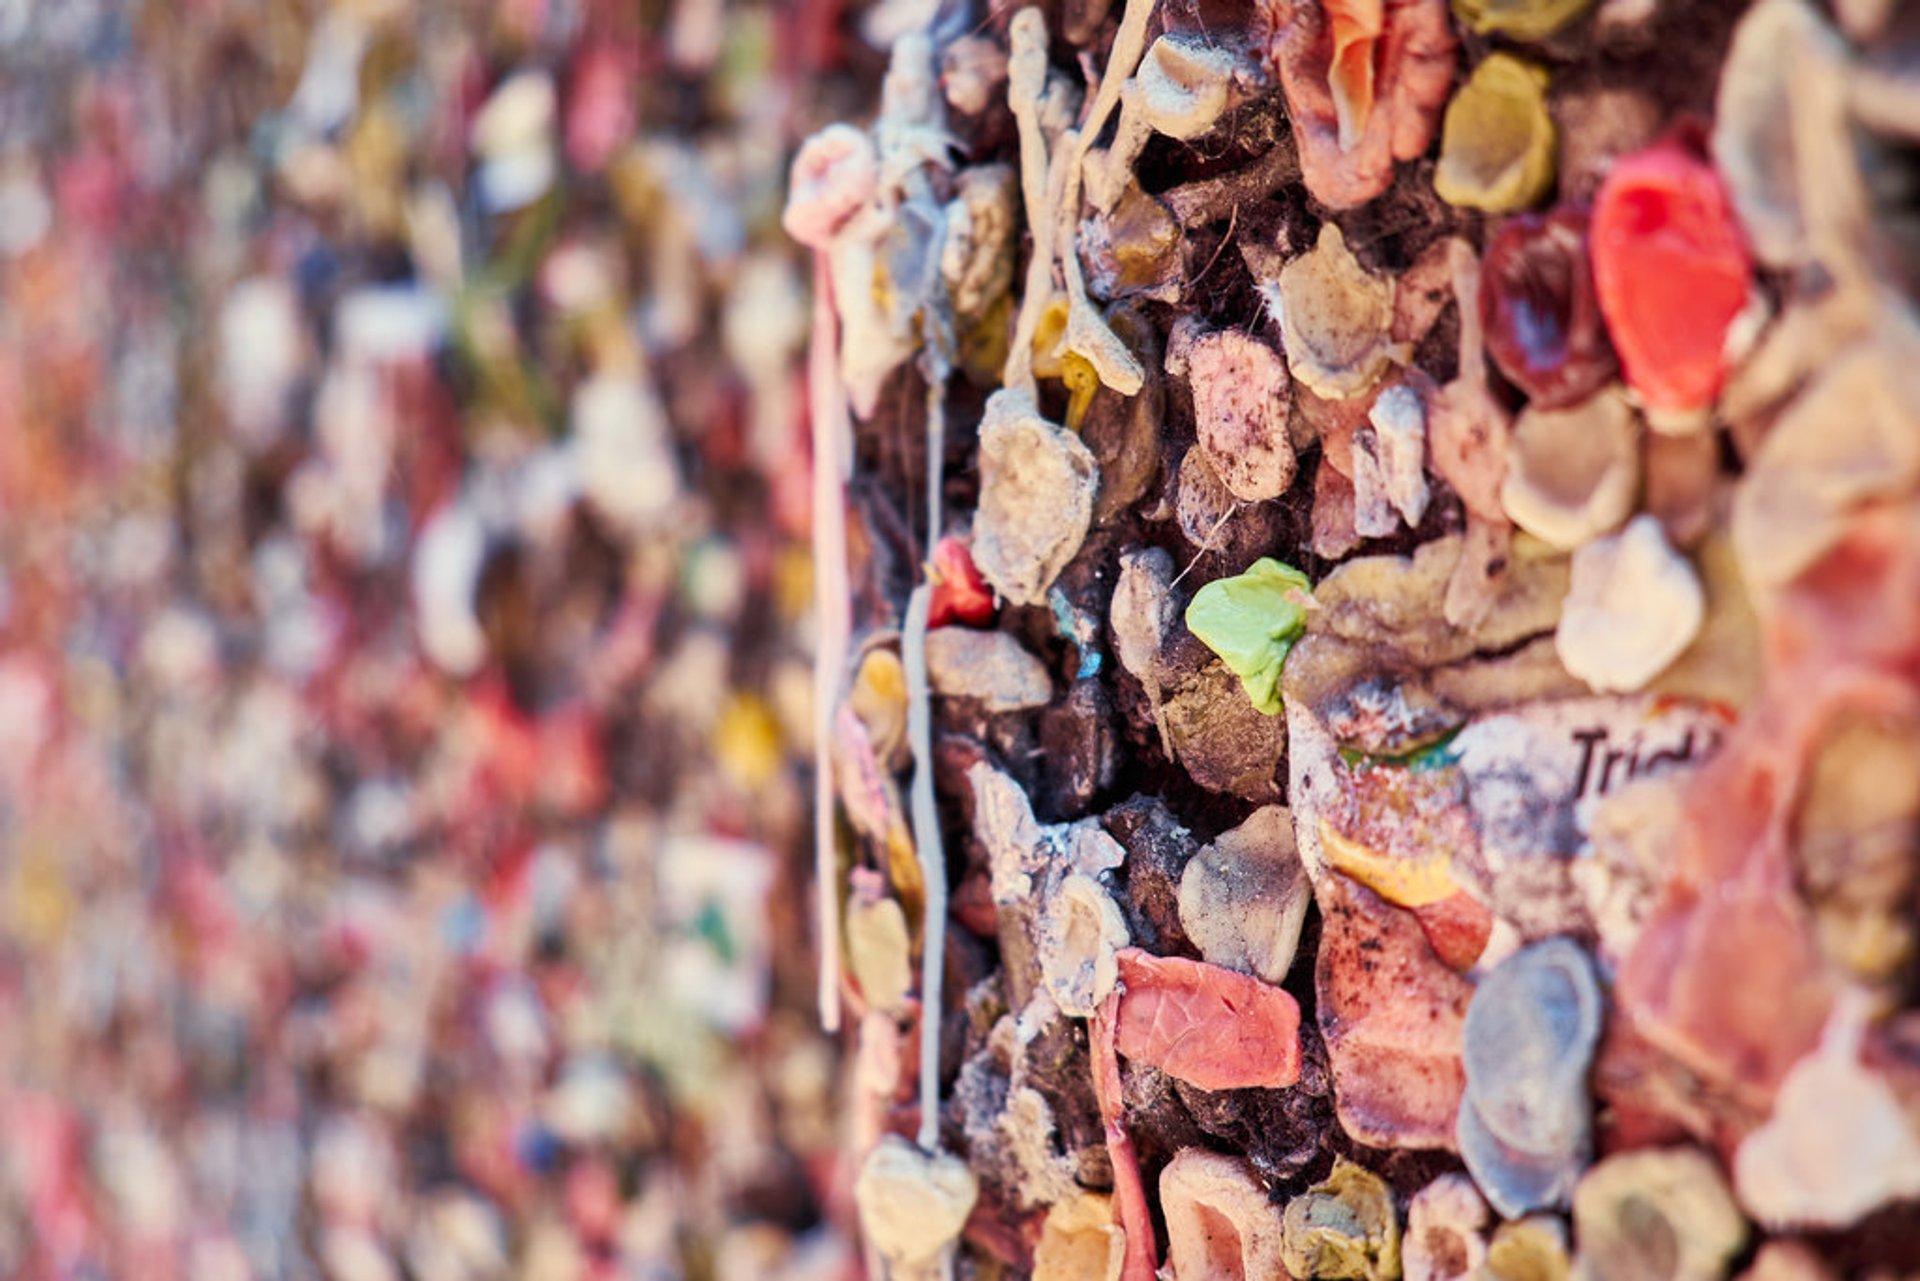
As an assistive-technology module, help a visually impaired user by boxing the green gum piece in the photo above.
[1183,558,1313,716]
[1434,54,1557,214]
[1453,0,1594,41]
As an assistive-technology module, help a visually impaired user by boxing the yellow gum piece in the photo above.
[885,820,927,936]
[1062,352,1100,431]
[1031,295,1071,380]
[1318,817,1458,908]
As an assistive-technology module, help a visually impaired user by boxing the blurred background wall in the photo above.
[0,2,873,1277]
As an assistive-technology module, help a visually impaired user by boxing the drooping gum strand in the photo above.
[1072,0,1155,173]
[907,310,953,1149]
[1451,238,1486,389]
[1002,8,1057,397]
[810,252,854,1033]
[902,582,943,1151]
[1093,990,1159,1281]
[1002,0,1157,397]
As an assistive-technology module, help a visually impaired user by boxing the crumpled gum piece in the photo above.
[1110,547,1175,689]
[1556,515,1705,694]
[1132,36,1237,141]
[853,1136,980,1277]
[1080,185,1186,305]
[1170,325,1297,503]
[1732,992,1920,1228]
[1084,36,1238,213]
[1162,651,1292,802]
[1280,1158,1402,1281]
[1083,305,1167,524]
[1413,891,1495,973]
[1791,709,1920,986]
[1263,0,1458,210]
[1405,1174,1489,1281]
[1327,0,1386,151]
[1178,806,1311,984]
[1435,54,1557,214]
[1353,378,1430,536]
[1273,222,1400,400]
[846,888,915,1018]
[1643,427,1721,551]
[1032,295,1073,382]
[1066,292,1146,398]
[1484,1216,1571,1281]
[967,761,1124,908]
[1730,330,1920,592]
[1452,0,1593,41]
[1111,948,1303,1091]
[1572,1147,1747,1281]
[1480,207,1617,411]
[1610,777,1836,1135]
[1429,241,1513,525]
[874,34,956,191]
[1159,1149,1290,1281]
[1183,558,1314,716]
[924,626,1054,711]
[1394,236,1466,347]
[1500,385,1639,551]
[939,163,1017,320]
[1109,547,1177,758]
[1458,938,1602,1218]
[1039,872,1131,1018]
[1464,939,1603,1152]
[1442,515,1515,634]
[850,646,910,765]
[782,122,878,250]
[1034,1190,1125,1281]
[826,207,926,418]
[940,34,1008,117]
[972,388,1100,606]
[1314,462,1364,561]
[1711,0,1852,271]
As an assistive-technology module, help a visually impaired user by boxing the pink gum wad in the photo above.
[1610,504,1920,1147]
[1315,875,1472,1150]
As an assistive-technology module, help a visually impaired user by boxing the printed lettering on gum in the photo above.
[1289,695,1734,937]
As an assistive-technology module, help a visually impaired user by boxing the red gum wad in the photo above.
[1481,207,1617,411]
[1592,133,1753,416]
[928,536,996,627]
[1112,949,1302,1091]
[1412,892,1494,972]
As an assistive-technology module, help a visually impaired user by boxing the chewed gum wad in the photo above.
[1457,937,1602,1218]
